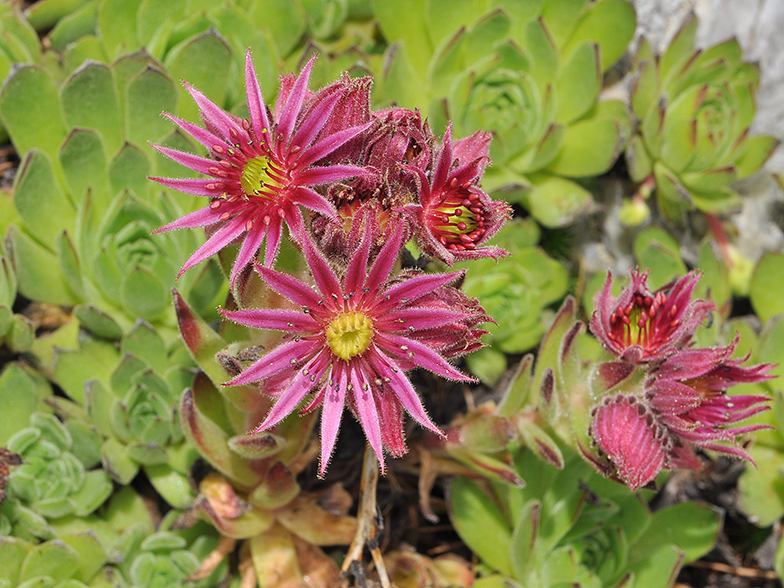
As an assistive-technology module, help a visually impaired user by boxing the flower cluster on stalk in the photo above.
[153,51,507,473]
[586,269,773,490]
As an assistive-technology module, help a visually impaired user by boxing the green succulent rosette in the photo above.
[449,447,720,588]
[626,13,780,221]
[375,0,635,227]
[2,413,111,540]
[1,50,225,339]
[25,319,200,508]
[20,0,383,109]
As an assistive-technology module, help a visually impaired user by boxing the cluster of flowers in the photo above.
[152,51,509,475]
[586,270,773,490]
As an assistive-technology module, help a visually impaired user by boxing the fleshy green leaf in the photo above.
[97,0,144,59]
[632,502,720,563]
[449,477,513,576]
[249,0,305,58]
[14,149,76,252]
[738,445,784,527]
[125,65,178,150]
[101,436,139,484]
[18,540,79,584]
[0,66,68,160]
[554,41,600,124]
[59,129,111,204]
[47,2,98,50]
[7,225,78,305]
[0,363,52,445]
[165,29,232,124]
[121,265,169,322]
[561,0,636,71]
[734,134,780,179]
[545,116,623,177]
[524,174,594,227]
[750,252,784,324]
[373,0,431,80]
[74,304,124,340]
[60,61,123,155]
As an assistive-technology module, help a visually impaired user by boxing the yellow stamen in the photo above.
[240,156,282,198]
[326,311,373,360]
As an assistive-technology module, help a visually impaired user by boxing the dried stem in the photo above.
[340,444,391,588]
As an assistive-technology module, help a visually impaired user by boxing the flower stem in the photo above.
[341,443,391,588]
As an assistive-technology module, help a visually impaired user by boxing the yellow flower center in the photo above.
[240,156,283,198]
[325,311,373,361]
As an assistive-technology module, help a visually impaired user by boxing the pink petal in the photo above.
[345,218,373,296]
[262,215,284,267]
[365,221,405,296]
[431,123,453,194]
[349,363,385,473]
[368,349,443,437]
[163,113,227,153]
[374,386,407,457]
[178,218,246,277]
[231,221,267,285]
[151,176,223,197]
[289,90,343,152]
[295,122,374,168]
[244,50,272,149]
[184,82,240,141]
[319,361,348,476]
[154,206,221,232]
[290,187,336,218]
[377,307,474,332]
[255,264,324,310]
[296,164,367,187]
[277,55,316,142]
[225,337,320,386]
[592,396,666,491]
[370,271,464,314]
[301,232,342,306]
[152,145,218,175]
[375,333,474,382]
[220,308,319,332]
[251,349,331,432]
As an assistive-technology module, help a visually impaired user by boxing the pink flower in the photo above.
[591,269,714,363]
[151,51,371,284]
[221,222,486,475]
[589,337,772,490]
[409,124,510,265]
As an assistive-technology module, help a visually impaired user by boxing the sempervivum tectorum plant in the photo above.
[583,270,773,490]
[590,269,714,363]
[589,339,772,490]
[152,50,372,284]
[626,13,780,221]
[221,219,489,474]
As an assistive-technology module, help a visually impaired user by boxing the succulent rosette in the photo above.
[222,221,487,474]
[589,338,773,490]
[590,269,714,363]
[152,51,372,283]
[416,2,635,228]
[626,13,780,221]
[4,413,112,527]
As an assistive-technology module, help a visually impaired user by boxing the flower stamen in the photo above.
[326,311,374,360]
